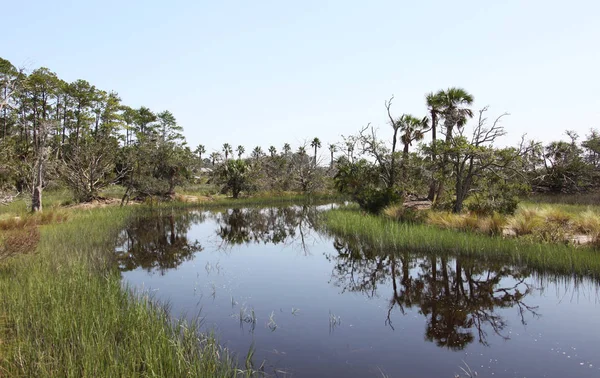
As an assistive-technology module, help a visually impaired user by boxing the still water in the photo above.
[116,204,600,377]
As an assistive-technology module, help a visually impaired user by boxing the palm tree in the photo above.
[283,143,291,157]
[209,152,220,166]
[436,88,474,142]
[268,146,277,157]
[399,115,430,155]
[297,146,306,156]
[236,145,245,159]
[222,143,232,161]
[194,144,205,160]
[426,92,444,155]
[251,146,263,162]
[346,142,354,162]
[328,143,337,167]
[310,137,321,165]
[426,88,473,201]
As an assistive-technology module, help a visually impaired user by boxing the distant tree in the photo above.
[328,143,337,167]
[283,143,291,157]
[236,145,245,159]
[136,106,157,136]
[251,146,264,162]
[222,143,232,161]
[209,152,220,166]
[310,137,321,165]
[121,106,138,146]
[217,159,253,198]
[268,145,277,157]
[157,110,182,143]
[122,110,191,200]
[194,144,205,160]
[582,129,600,169]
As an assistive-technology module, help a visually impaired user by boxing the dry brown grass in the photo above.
[574,210,600,244]
[0,227,41,260]
[0,210,68,231]
[508,208,545,236]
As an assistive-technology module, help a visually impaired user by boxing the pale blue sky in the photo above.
[4,0,600,156]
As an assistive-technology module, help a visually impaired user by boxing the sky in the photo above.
[3,0,600,158]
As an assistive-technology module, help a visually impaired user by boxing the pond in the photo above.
[116,204,600,377]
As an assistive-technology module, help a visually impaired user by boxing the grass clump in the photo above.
[0,207,251,377]
[425,211,507,236]
[574,210,600,245]
[382,204,427,223]
[508,208,545,236]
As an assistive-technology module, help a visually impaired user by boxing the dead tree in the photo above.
[31,121,52,212]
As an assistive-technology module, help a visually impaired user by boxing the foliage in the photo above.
[216,159,254,198]
[334,158,400,213]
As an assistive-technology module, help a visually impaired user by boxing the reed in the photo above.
[0,206,252,377]
[323,209,600,279]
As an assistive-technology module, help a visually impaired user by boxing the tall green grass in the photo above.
[0,207,251,377]
[323,209,600,279]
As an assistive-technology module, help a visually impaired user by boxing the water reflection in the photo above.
[116,208,541,349]
[214,205,321,252]
[115,211,205,274]
[329,236,540,350]
[116,205,600,377]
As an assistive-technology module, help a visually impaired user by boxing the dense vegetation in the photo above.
[1,54,600,377]
[2,56,599,214]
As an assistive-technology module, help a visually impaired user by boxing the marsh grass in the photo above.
[323,209,600,279]
[574,211,600,244]
[419,204,600,245]
[0,207,252,377]
[425,211,507,236]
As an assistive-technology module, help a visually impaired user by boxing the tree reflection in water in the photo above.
[115,205,542,351]
[115,211,205,274]
[213,205,320,253]
[328,236,540,350]
[115,205,321,274]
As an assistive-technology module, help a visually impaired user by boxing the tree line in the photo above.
[1,56,598,212]
[333,89,600,214]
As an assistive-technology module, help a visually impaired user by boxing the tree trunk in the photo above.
[31,155,44,212]
[428,110,438,201]
[389,126,399,189]
[453,176,468,213]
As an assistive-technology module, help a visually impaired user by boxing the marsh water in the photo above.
[116,204,600,377]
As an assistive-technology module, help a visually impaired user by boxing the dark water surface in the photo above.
[116,204,600,378]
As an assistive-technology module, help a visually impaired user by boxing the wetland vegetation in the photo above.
[1,55,600,376]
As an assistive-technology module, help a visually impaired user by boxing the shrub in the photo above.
[354,187,400,214]
[508,209,544,236]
